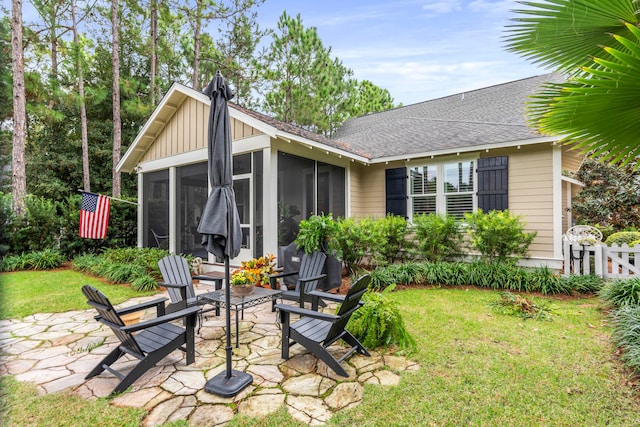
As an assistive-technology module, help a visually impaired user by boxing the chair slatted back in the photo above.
[296,251,327,294]
[158,255,195,303]
[325,274,371,342]
[81,285,144,357]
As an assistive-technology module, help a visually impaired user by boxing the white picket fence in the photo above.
[563,242,640,278]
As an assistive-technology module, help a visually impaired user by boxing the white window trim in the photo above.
[407,154,478,221]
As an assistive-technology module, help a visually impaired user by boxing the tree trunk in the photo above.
[71,0,90,192]
[111,0,121,197]
[11,0,26,216]
[150,0,157,106]
[191,0,202,90]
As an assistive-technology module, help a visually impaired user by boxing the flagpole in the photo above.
[77,190,138,206]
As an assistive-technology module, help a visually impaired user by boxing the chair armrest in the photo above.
[115,297,168,316]
[269,270,299,279]
[298,273,327,284]
[121,306,201,333]
[308,290,344,303]
[274,303,338,321]
[157,281,189,289]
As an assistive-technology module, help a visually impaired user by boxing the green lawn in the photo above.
[2,270,639,426]
[0,269,156,319]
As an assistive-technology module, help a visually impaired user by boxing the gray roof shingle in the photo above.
[332,73,564,159]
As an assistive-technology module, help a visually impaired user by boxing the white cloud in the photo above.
[421,0,463,14]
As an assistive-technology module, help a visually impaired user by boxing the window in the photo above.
[409,159,475,219]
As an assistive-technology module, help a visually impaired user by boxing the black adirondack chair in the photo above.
[81,285,201,395]
[157,255,198,312]
[269,251,327,310]
[274,274,371,377]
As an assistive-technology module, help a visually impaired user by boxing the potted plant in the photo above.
[230,254,277,296]
[294,214,343,290]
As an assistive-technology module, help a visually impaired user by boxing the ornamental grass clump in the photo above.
[600,278,640,307]
[346,284,417,355]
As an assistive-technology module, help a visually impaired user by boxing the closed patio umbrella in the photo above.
[197,71,252,397]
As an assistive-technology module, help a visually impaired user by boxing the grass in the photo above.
[0,269,156,319]
[0,376,146,426]
[2,269,640,426]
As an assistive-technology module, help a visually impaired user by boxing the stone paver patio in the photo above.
[0,287,419,426]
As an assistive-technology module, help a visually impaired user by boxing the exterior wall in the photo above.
[141,97,262,163]
[484,145,554,259]
[350,161,405,218]
[561,144,585,173]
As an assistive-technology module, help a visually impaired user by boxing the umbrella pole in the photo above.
[204,255,253,397]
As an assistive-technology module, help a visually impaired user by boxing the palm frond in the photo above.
[504,0,639,72]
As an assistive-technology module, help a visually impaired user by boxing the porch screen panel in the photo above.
[277,152,314,246]
[176,162,208,258]
[317,162,345,217]
[142,169,169,248]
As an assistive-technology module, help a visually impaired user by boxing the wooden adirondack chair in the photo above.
[81,285,200,395]
[274,274,371,377]
[269,251,327,310]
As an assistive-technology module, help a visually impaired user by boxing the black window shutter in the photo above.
[385,167,407,217]
[477,156,508,211]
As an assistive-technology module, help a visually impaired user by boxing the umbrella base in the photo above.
[204,370,253,397]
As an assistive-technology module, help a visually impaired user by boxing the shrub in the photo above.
[600,278,640,307]
[611,305,640,372]
[131,274,158,292]
[412,213,462,262]
[371,215,411,265]
[332,217,376,274]
[605,232,640,246]
[347,284,417,354]
[0,250,65,272]
[562,274,604,294]
[464,209,536,263]
[630,239,640,247]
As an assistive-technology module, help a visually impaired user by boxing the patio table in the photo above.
[197,287,282,347]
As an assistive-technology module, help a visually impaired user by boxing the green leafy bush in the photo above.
[611,305,640,372]
[600,278,640,307]
[295,213,338,254]
[0,250,65,272]
[412,213,462,262]
[464,209,536,263]
[605,232,640,246]
[131,274,158,292]
[332,217,376,274]
[562,274,604,294]
[347,284,417,354]
[372,215,411,265]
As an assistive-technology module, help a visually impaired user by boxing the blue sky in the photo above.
[257,0,548,105]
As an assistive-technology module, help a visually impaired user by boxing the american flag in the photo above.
[79,192,111,239]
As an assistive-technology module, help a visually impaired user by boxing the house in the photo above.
[117,73,584,269]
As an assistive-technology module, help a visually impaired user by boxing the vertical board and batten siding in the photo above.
[141,97,262,164]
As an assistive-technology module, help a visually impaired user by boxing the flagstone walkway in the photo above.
[0,289,419,426]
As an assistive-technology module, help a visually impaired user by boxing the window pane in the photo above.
[446,194,473,219]
[412,196,436,214]
[410,165,437,195]
[444,161,474,193]
[143,170,169,249]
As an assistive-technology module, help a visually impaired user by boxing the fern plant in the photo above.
[347,284,417,355]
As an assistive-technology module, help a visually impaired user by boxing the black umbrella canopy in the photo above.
[197,71,242,260]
